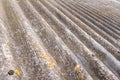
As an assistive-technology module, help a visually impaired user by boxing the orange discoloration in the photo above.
[40,53,47,58]
[74,65,81,71]
[14,69,20,76]
[40,53,57,67]
[76,73,85,79]
[46,61,56,67]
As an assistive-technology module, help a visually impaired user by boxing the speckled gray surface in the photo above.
[0,0,120,80]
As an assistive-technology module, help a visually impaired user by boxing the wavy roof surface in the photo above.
[0,0,120,80]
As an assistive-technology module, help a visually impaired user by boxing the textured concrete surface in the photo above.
[0,0,120,80]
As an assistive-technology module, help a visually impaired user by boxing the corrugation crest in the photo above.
[0,0,120,80]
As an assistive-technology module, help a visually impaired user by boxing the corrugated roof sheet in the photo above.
[0,0,120,80]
